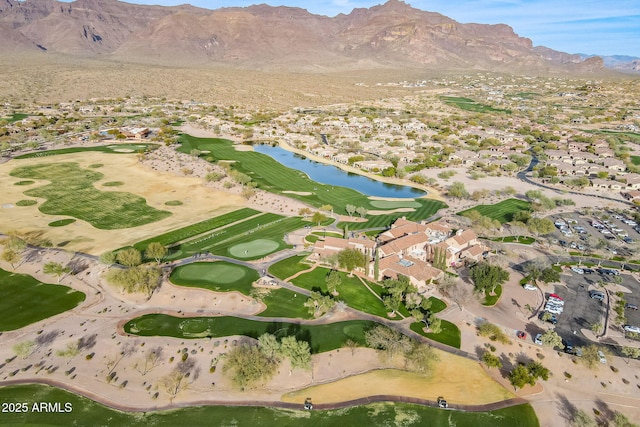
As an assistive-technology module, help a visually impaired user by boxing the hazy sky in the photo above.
[72,0,640,56]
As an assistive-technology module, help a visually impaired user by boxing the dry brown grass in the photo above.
[0,151,246,254]
[282,349,515,405]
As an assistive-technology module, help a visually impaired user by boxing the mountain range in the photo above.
[0,0,614,74]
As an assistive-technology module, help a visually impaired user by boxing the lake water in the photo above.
[253,144,426,199]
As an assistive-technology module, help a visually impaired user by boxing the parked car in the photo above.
[517,331,527,340]
[625,304,639,311]
[623,325,640,334]
[524,284,538,291]
[545,305,563,315]
[571,266,584,274]
[539,312,558,325]
[549,293,563,301]
[589,290,605,301]
[534,334,543,345]
[548,297,565,305]
[565,343,583,357]
[598,350,607,364]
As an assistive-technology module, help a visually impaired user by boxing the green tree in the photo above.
[509,364,535,389]
[373,249,380,281]
[99,251,117,265]
[364,325,412,361]
[325,270,342,295]
[337,248,365,275]
[345,204,356,217]
[1,249,20,268]
[540,330,564,350]
[223,344,278,390]
[279,336,311,370]
[526,361,550,381]
[116,248,142,267]
[539,267,560,283]
[145,242,167,264]
[13,341,35,359]
[448,181,469,199]
[304,291,335,318]
[470,262,509,295]
[572,409,596,427]
[613,411,639,427]
[43,261,71,283]
[383,290,403,317]
[311,211,327,226]
[355,206,368,218]
[580,345,607,370]
[482,352,502,369]
[621,346,640,364]
[527,217,555,236]
[404,342,439,374]
[257,334,281,362]
[590,322,604,335]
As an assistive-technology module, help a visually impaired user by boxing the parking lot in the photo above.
[532,267,640,350]
[548,210,639,258]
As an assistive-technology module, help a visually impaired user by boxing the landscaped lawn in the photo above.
[482,285,503,306]
[410,320,462,349]
[0,267,85,331]
[258,287,312,319]
[268,254,311,280]
[490,236,536,244]
[0,384,540,427]
[169,262,259,294]
[124,314,375,353]
[458,199,531,223]
[133,208,259,252]
[14,144,160,159]
[10,162,171,229]
[290,268,393,319]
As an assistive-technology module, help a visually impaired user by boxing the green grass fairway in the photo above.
[268,254,311,280]
[170,262,259,294]
[458,199,531,223]
[10,162,171,230]
[14,144,160,159]
[0,267,85,331]
[173,215,306,261]
[632,156,640,166]
[410,320,461,349]
[369,200,422,209]
[125,314,375,353]
[0,384,540,427]
[258,287,312,319]
[133,208,259,252]
[15,199,37,206]
[229,239,280,258]
[338,198,446,230]
[441,96,511,114]
[291,268,394,319]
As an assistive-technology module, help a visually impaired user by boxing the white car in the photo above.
[534,334,543,345]
[524,284,538,291]
[598,350,607,364]
[571,266,584,274]
[548,297,565,305]
[623,325,640,334]
[545,306,563,315]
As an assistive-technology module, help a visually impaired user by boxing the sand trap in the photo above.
[368,208,415,215]
[282,190,313,196]
[282,349,514,405]
[1,203,14,208]
[0,152,246,254]
[233,145,254,152]
[112,148,135,153]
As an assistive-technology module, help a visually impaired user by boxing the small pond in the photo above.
[253,144,425,199]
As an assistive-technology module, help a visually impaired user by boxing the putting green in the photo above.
[172,262,248,285]
[229,239,279,258]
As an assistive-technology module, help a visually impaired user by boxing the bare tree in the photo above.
[135,346,164,376]
[106,341,138,375]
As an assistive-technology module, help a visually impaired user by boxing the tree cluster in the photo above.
[470,262,509,295]
[364,325,439,374]
[509,361,550,389]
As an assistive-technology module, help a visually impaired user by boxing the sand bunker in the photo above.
[282,190,313,196]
